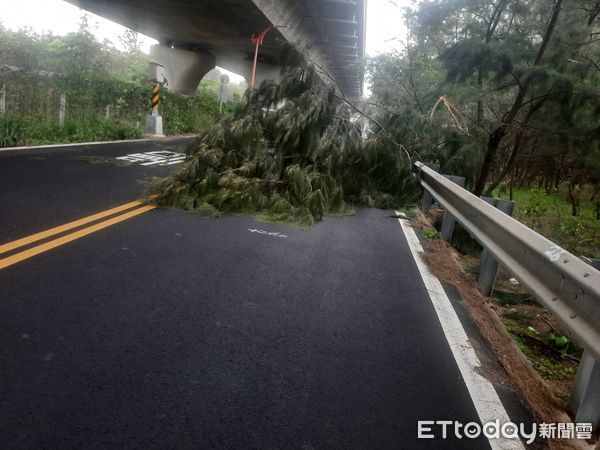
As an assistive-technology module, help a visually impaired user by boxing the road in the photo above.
[0,140,526,448]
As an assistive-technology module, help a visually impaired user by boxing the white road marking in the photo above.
[116,151,186,167]
[248,229,287,238]
[395,211,524,450]
[0,138,152,153]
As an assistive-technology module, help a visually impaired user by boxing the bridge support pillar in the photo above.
[149,45,216,95]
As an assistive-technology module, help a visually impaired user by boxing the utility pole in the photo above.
[250,25,287,90]
[0,83,5,114]
[59,93,66,127]
[218,74,229,114]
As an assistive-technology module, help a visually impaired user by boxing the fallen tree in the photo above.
[150,46,419,226]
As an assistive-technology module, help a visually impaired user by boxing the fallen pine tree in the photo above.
[149,46,419,226]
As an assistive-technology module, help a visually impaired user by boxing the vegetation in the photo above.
[367,0,600,217]
[421,229,441,239]
[2,2,598,241]
[501,186,600,257]
[498,291,581,387]
[150,46,419,226]
[0,19,241,146]
[1,0,597,401]
[375,0,599,387]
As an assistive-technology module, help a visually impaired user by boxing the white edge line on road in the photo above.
[0,138,152,153]
[395,211,525,450]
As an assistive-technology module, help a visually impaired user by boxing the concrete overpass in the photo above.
[66,0,366,99]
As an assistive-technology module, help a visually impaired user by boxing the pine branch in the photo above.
[364,101,409,121]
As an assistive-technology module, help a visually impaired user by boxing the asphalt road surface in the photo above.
[0,140,522,448]
[0,138,193,242]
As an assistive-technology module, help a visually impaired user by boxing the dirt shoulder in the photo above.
[409,209,597,450]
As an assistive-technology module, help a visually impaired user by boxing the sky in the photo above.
[0,0,408,78]
[366,0,408,56]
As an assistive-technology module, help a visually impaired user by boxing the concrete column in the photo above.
[149,45,216,95]
[59,93,66,127]
[145,110,163,136]
[0,83,5,114]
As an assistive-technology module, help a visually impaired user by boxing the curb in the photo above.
[0,135,197,153]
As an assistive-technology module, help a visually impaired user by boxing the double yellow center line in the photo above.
[0,200,155,270]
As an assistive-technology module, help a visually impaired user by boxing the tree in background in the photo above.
[367,0,599,212]
[0,19,239,146]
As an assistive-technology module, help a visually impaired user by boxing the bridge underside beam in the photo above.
[250,0,365,98]
[66,0,365,98]
[150,46,217,95]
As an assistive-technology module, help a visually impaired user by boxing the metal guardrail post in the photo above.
[420,164,439,214]
[569,258,600,428]
[421,190,434,215]
[413,161,600,363]
[415,161,600,430]
[479,197,516,296]
[570,350,600,428]
[439,175,465,242]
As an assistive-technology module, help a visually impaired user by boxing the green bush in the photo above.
[0,114,27,147]
[22,117,143,146]
[161,88,220,135]
[520,187,549,230]
[555,215,600,258]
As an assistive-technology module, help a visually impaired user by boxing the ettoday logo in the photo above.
[417,420,593,444]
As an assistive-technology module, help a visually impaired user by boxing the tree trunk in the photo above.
[477,0,509,128]
[567,172,584,216]
[483,97,546,195]
[472,0,564,196]
[590,184,600,201]
[477,71,484,127]
[544,177,553,194]
[473,84,527,195]
[567,185,579,216]
[484,132,524,196]
[509,162,517,200]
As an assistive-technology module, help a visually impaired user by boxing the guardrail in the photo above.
[414,161,600,426]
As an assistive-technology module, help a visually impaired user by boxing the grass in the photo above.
[397,207,418,219]
[455,252,583,394]
[493,289,582,395]
[493,290,536,307]
[491,185,600,258]
[505,323,579,382]
[420,229,440,240]
[0,114,144,148]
